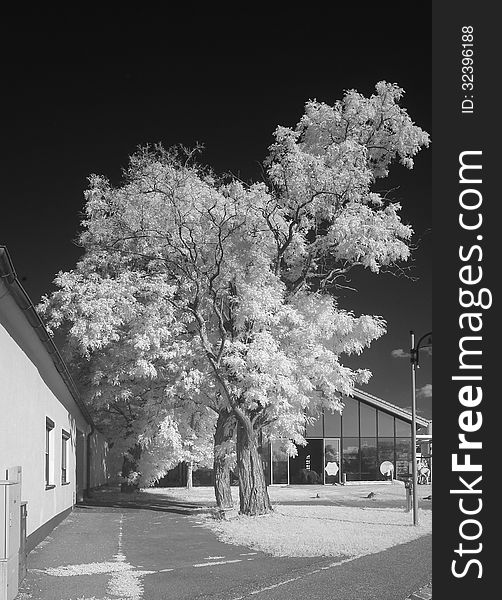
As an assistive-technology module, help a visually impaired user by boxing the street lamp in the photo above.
[410,330,432,526]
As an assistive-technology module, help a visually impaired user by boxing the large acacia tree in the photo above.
[40,82,429,515]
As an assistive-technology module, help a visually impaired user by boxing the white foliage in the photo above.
[38,83,428,475]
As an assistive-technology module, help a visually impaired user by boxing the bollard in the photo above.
[404,477,413,512]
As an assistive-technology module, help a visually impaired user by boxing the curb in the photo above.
[406,582,432,599]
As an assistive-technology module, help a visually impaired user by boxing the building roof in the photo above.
[0,245,95,428]
[353,387,430,428]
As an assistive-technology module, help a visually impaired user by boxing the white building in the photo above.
[0,246,109,556]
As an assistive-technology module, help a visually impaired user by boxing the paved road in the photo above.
[18,495,431,600]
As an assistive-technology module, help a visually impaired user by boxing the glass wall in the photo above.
[342,397,359,435]
[378,410,394,436]
[342,437,360,480]
[395,438,412,478]
[324,410,341,436]
[360,438,378,480]
[305,411,324,437]
[157,395,420,486]
[360,404,376,436]
[282,396,418,483]
[324,438,340,484]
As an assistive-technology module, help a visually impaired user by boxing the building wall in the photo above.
[0,286,109,542]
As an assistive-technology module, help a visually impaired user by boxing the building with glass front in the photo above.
[261,388,431,485]
[156,387,431,487]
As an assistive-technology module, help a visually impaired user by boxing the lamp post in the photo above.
[410,330,432,526]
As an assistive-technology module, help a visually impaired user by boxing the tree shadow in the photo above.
[77,488,215,515]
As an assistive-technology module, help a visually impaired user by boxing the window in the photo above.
[324,410,341,436]
[377,410,394,436]
[395,438,412,478]
[377,437,395,480]
[61,431,70,484]
[305,411,324,437]
[360,403,376,436]
[378,437,395,463]
[342,437,360,480]
[272,444,289,485]
[324,438,340,484]
[341,397,359,436]
[395,418,412,437]
[360,438,378,479]
[45,418,55,488]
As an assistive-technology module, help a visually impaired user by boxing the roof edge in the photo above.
[0,246,95,429]
[353,387,430,428]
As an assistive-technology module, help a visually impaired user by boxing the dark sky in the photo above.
[1,8,432,418]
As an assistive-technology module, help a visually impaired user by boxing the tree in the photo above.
[38,266,218,492]
[137,407,216,489]
[39,81,429,515]
[222,81,429,513]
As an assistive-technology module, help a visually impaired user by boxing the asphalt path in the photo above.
[18,494,431,600]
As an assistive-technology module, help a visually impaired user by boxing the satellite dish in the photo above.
[324,462,339,476]
[380,461,394,476]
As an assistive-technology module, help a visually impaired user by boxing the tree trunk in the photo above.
[213,411,235,509]
[236,416,272,515]
[120,443,142,493]
[186,460,193,489]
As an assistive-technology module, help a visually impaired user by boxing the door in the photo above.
[289,439,323,484]
[324,438,341,484]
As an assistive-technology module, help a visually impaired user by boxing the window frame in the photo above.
[61,430,70,485]
[45,417,55,489]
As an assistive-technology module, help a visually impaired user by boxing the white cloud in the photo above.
[391,347,432,359]
[416,384,432,399]
[391,348,410,358]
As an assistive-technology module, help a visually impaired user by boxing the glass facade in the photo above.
[161,393,425,487]
[324,438,340,484]
[395,438,412,478]
[324,410,341,436]
[360,404,376,436]
[276,395,421,484]
[360,438,377,480]
[342,397,359,435]
[341,437,360,480]
[305,412,324,437]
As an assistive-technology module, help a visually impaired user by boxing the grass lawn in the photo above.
[144,481,432,507]
[143,482,432,558]
[198,505,432,558]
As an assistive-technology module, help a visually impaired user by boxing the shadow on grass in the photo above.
[77,488,216,515]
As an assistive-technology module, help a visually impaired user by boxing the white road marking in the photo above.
[204,556,226,560]
[158,568,174,573]
[230,556,362,599]
[239,552,258,556]
[43,562,129,576]
[42,512,154,600]
[193,559,242,568]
